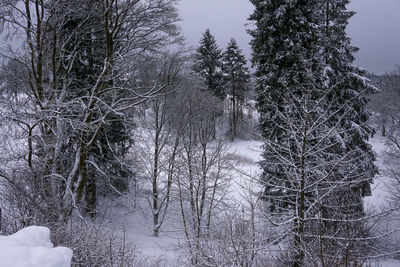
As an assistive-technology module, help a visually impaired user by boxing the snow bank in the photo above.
[0,226,72,267]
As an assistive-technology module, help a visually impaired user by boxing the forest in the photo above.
[0,0,399,266]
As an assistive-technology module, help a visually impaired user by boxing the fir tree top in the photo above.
[222,38,250,97]
[193,29,225,99]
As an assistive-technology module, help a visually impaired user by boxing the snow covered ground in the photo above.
[365,133,391,211]
[101,200,182,265]
[104,134,400,266]
[0,226,72,267]
[99,137,264,265]
[366,134,400,266]
[374,259,400,267]
[2,134,399,266]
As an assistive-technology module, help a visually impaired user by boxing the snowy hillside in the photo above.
[101,135,400,266]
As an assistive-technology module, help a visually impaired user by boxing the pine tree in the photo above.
[193,29,225,99]
[222,38,250,140]
[249,0,377,265]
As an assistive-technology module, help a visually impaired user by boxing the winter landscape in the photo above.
[1,0,400,266]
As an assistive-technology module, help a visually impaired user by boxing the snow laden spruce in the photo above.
[249,0,377,265]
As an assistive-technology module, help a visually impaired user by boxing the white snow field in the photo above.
[366,134,400,267]
[365,133,391,211]
[0,226,72,267]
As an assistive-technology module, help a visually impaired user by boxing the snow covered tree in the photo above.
[317,0,378,250]
[369,67,400,137]
[222,38,250,140]
[193,29,225,99]
[134,50,188,237]
[249,1,325,264]
[249,0,377,265]
[0,0,181,225]
[174,85,230,265]
[55,0,138,216]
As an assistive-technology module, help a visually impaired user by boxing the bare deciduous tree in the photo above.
[0,0,180,225]
[133,50,188,236]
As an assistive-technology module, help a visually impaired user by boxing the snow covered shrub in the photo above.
[202,213,263,266]
[52,222,137,267]
[177,203,273,267]
[0,168,51,230]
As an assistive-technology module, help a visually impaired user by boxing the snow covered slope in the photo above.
[102,135,400,266]
[0,226,72,267]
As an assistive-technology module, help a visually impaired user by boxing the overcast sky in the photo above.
[178,0,400,75]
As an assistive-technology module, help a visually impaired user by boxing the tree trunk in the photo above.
[85,169,97,219]
[152,104,160,237]
[294,119,308,267]
[232,92,237,140]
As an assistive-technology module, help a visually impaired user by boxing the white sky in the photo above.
[178,0,400,74]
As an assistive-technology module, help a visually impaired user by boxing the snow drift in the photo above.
[0,226,72,267]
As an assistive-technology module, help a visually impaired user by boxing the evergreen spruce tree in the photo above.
[316,0,378,260]
[320,0,377,197]
[249,0,377,265]
[222,38,250,139]
[249,1,326,264]
[193,29,225,99]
